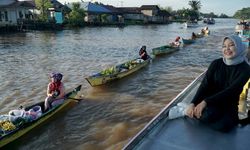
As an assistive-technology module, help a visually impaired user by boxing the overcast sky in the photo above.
[57,0,250,16]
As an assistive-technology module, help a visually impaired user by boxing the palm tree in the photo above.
[188,0,202,21]
[188,0,201,11]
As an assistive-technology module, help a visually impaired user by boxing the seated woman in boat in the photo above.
[191,32,197,40]
[139,45,150,60]
[170,36,181,47]
[185,35,250,132]
[44,72,65,111]
[200,29,205,35]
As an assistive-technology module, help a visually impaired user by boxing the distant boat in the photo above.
[235,20,250,33]
[236,20,250,48]
[203,18,215,24]
[184,21,199,28]
[85,58,151,86]
[196,30,210,38]
[182,38,195,44]
[238,30,250,48]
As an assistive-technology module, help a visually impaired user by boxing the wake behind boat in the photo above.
[0,85,82,148]
[85,58,151,86]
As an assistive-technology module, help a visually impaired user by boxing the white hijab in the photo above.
[222,35,247,66]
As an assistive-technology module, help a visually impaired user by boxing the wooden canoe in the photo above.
[196,33,204,38]
[0,85,82,148]
[85,58,151,86]
[204,30,210,34]
[184,22,199,28]
[182,38,195,44]
[123,73,250,150]
[152,45,179,56]
[238,29,250,47]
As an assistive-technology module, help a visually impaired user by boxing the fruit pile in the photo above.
[0,120,16,132]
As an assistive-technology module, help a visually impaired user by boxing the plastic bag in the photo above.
[168,102,188,119]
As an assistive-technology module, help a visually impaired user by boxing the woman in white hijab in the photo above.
[185,35,250,132]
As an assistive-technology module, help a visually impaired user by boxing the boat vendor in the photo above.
[191,32,197,40]
[139,45,150,60]
[44,72,65,111]
[170,36,181,47]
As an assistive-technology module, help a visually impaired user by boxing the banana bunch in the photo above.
[0,120,16,131]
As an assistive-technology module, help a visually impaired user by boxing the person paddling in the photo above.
[170,36,181,47]
[139,45,150,60]
[44,72,65,111]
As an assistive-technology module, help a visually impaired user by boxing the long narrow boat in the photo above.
[196,31,209,38]
[182,38,195,44]
[85,58,151,86]
[123,73,250,150]
[152,45,179,56]
[184,22,199,28]
[0,85,82,148]
[238,29,250,48]
[196,33,204,38]
[203,18,215,24]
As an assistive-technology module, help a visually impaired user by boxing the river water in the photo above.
[0,18,238,150]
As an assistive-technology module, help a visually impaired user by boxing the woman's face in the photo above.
[222,38,237,59]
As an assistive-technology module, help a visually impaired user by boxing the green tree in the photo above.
[67,2,85,27]
[219,13,229,18]
[35,0,53,21]
[188,0,201,20]
[234,7,250,20]
[163,6,173,14]
[188,0,201,11]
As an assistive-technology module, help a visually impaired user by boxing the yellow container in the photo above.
[238,79,250,113]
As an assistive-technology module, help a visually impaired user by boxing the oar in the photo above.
[67,97,84,102]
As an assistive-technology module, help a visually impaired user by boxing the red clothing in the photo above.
[48,82,62,94]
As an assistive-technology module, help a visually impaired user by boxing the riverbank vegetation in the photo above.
[234,7,250,20]
[1,0,246,32]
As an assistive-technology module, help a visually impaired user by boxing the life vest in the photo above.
[49,82,61,94]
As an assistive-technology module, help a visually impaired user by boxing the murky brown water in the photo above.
[0,19,238,150]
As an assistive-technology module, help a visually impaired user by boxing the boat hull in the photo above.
[85,59,150,86]
[182,38,195,44]
[152,45,179,56]
[238,29,250,48]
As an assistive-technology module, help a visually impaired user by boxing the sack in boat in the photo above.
[27,105,42,121]
[168,102,188,119]
[8,109,26,125]
[9,106,42,123]
[51,99,64,107]
[135,59,144,63]
[0,115,9,122]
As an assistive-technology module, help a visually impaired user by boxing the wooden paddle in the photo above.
[68,97,84,102]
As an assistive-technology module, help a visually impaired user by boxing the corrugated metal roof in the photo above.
[81,2,111,13]
[140,5,160,10]
[0,1,35,8]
